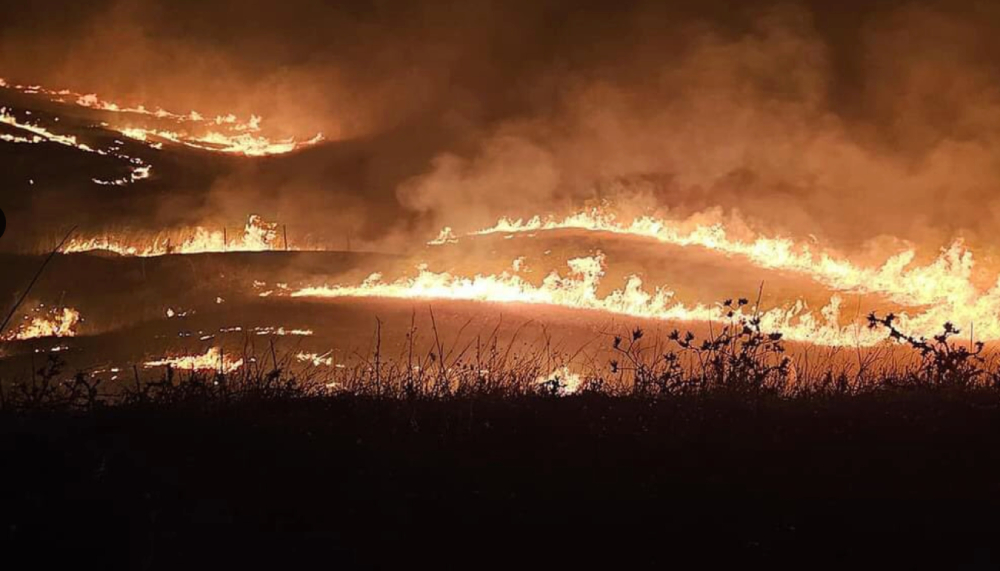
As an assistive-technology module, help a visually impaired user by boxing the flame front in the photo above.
[467,208,983,308]
[1,106,153,185]
[1,79,323,157]
[289,255,869,346]
[64,214,286,256]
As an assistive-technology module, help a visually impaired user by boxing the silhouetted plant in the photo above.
[867,312,985,388]
[665,298,790,395]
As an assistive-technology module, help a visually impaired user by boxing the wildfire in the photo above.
[10,76,1000,351]
[64,214,287,256]
[1,106,153,185]
[296,351,334,367]
[427,227,459,245]
[287,244,1000,346]
[144,347,244,373]
[466,208,984,308]
[1,78,323,157]
[537,366,585,394]
[289,255,871,346]
[3,308,81,341]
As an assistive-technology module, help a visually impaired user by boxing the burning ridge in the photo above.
[0,77,323,157]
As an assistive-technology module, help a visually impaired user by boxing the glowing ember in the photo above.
[144,347,243,373]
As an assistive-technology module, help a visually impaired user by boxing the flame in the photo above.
[4,308,81,341]
[9,76,1000,349]
[251,326,313,336]
[455,208,1000,342]
[144,347,243,373]
[537,366,584,394]
[288,246,1000,346]
[289,255,873,346]
[427,227,459,245]
[1,106,152,185]
[468,208,982,308]
[64,214,287,256]
[296,351,334,367]
[1,78,323,157]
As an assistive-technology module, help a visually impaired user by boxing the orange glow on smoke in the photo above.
[8,78,1000,350]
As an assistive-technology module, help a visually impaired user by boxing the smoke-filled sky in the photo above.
[5,0,1000,256]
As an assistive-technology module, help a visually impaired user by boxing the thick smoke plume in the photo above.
[5,0,1000,258]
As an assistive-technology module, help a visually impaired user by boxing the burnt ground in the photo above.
[3,392,1000,569]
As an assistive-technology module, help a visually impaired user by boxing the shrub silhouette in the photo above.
[867,312,986,388]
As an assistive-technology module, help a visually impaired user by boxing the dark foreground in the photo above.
[4,392,1000,569]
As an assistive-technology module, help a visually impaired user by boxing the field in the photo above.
[4,304,1000,567]
[7,13,1000,567]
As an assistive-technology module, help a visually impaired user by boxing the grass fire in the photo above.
[4,0,1000,568]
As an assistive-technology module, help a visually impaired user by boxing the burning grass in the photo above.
[62,214,288,257]
[5,301,1000,411]
[1,77,324,157]
[1,306,80,342]
[5,301,1000,568]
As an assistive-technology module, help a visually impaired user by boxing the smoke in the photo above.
[395,1,1000,256]
[7,0,1000,257]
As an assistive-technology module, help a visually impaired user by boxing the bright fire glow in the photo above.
[1,106,152,185]
[1,79,323,157]
[64,214,287,256]
[4,308,81,341]
[144,347,244,373]
[468,208,981,308]
[537,366,584,394]
[287,247,1000,346]
[289,255,871,346]
[296,351,334,367]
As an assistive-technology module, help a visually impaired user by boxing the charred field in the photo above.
[10,0,1000,567]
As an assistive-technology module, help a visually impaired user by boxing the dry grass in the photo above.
[4,298,1000,411]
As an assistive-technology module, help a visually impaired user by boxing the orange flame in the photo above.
[467,208,982,308]
[144,347,243,373]
[1,78,323,157]
[289,255,870,346]
[64,214,287,257]
[1,106,152,185]
[4,308,81,341]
